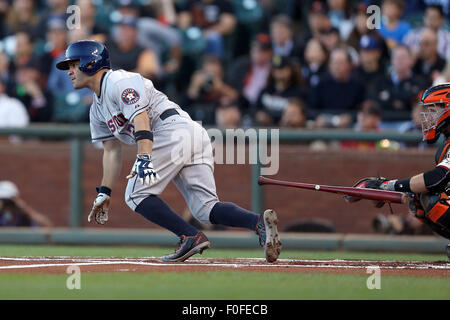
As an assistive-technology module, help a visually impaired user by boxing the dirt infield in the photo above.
[0,257,448,277]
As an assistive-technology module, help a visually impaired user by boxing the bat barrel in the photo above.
[258,176,405,204]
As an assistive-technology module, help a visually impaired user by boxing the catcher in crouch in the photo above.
[360,84,450,257]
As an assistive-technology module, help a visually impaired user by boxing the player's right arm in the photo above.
[101,139,123,189]
[88,139,122,224]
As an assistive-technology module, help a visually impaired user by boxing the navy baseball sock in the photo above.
[135,195,198,237]
[209,202,259,230]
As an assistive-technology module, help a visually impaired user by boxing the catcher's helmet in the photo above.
[420,83,450,144]
[56,40,110,75]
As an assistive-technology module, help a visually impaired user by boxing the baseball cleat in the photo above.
[162,231,210,262]
[256,209,282,263]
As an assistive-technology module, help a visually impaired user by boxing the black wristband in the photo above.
[134,130,153,142]
[96,186,112,196]
[394,179,411,192]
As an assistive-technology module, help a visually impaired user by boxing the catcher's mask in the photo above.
[420,83,450,144]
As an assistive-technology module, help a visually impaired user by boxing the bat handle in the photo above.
[258,176,264,185]
[258,176,270,185]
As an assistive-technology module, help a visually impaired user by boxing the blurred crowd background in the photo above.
[0,0,449,135]
[1,0,449,233]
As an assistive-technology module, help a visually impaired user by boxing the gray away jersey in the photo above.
[89,69,179,145]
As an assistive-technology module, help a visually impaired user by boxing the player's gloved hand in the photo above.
[88,187,111,225]
[358,177,396,191]
[127,154,159,186]
[405,192,425,219]
[361,177,389,190]
[344,177,390,208]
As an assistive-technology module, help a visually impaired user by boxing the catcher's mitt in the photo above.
[344,177,389,208]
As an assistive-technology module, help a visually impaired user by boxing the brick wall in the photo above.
[0,140,434,233]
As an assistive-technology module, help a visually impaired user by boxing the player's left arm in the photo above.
[372,167,450,194]
[133,111,153,155]
[126,110,160,185]
[382,144,450,193]
[383,173,427,193]
[116,76,159,185]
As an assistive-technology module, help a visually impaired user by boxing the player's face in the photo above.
[67,60,87,89]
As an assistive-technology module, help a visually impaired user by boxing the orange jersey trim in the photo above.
[427,193,450,223]
[438,141,450,163]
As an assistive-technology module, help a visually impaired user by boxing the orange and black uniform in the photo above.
[434,139,450,168]
[413,139,450,239]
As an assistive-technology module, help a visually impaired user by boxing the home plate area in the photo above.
[0,257,448,277]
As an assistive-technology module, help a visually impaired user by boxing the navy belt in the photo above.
[159,109,179,120]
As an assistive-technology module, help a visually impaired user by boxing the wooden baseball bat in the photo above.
[258,176,406,204]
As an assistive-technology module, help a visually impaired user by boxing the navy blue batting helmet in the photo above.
[56,40,110,75]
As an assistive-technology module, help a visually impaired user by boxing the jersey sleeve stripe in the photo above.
[126,101,150,122]
[91,134,115,142]
[437,163,450,171]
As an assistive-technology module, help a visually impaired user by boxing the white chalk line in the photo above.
[2,257,447,264]
[0,257,448,271]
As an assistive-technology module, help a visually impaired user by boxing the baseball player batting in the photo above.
[56,40,281,263]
